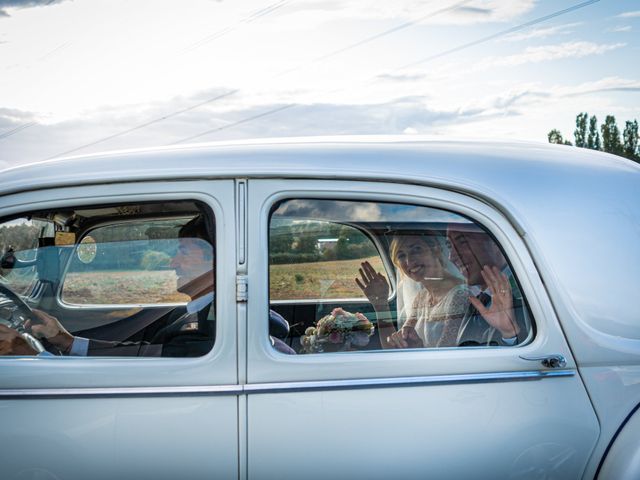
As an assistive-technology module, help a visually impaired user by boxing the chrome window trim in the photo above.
[0,369,574,398]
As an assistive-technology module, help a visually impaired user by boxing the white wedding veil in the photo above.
[393,232,464,328]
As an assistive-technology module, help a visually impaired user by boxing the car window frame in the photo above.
[247,179,572,384]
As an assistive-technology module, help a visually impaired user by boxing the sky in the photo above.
[0,0,639,168]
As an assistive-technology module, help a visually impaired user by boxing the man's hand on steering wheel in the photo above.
[26,310,74,353]
[0,324,38,355]
[0,283,73,355]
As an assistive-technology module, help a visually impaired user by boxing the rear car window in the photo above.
[268,198,534,354]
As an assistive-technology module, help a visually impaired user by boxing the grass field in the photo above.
[63,270,189,304]
[270,256,385,300]
[53,255,387,304]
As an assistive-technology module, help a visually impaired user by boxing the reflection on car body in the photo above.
[0,137,638,479]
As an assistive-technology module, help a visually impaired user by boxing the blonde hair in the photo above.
[389,232,442,269]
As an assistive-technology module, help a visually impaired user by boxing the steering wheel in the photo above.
[0,283,45,354]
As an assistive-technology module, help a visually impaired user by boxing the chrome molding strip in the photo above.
[244,369,574,394]
[0,370,573,398]
[0,384,242,398]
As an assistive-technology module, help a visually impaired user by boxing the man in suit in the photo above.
[446,223,530,346]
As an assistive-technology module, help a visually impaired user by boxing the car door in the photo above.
[0,180,239,480]
[245,179,599,480]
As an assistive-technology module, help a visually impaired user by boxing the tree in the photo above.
[334,235,350,260]
[574,112,588,148]
[623,120,639,161]
[587,115,601,150]
[601,115,623,156]
[296,233,318,254]
[548,129,572,145]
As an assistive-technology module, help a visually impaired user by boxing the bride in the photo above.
[356,232,469,349]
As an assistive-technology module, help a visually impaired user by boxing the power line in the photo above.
[44,0,465,159]
[44,1,292,160]
[274,0,474,78]
[45,0,599,157]
[398,0,600,70]
[171,103,295,144]
[314,0,473,63]
[180,0,291,54]
[45,90,238,160]
[0,122,36,141]
[169,0,600,145]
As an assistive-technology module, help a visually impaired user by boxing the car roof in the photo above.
[1,135,637,195]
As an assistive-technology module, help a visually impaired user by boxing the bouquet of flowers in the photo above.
[300,307,375,353]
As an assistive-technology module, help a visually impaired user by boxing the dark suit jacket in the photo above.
[88,304,214,357]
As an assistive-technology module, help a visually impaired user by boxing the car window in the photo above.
[269,199,534,354]
[0,200,216,358]
[61,219,192,306]
[270,218,385,301]
[0,218,53,296]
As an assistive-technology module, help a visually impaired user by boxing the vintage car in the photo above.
[0,137,638,479]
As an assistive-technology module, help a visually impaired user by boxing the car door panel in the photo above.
[0,180,239,480]
[246,179,599,479]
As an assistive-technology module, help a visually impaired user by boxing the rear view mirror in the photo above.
[76,236,97,264]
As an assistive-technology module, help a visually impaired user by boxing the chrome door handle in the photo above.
[519,354,566,369]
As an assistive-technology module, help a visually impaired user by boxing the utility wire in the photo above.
[169,0,600,145]
[0,122,36,141]
[44,0,292,160]
[171,104,296,144]
[274,0,473,78]
[398,0,600,70]
[45,0,468,159]
[180,0,290,54]
[314,0,473,63]
[45,0,599,158]
[45,90,238,160]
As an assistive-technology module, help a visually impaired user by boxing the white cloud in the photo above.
[608,25,632,33]
[483,41,626,68]
[558,77,640,97]
[0,94,521,166]
[616,11,640,19]
[0,0,68,17]
[271,0,537,28]
[500,22,582,42]
[3,74,639,169]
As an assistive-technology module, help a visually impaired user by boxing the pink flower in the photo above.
[328,331,344,344]
[331,307,346,317]
[355,312,369,324]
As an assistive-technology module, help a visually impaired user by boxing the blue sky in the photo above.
[0,0,638,167]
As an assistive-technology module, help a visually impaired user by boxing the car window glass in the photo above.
[0,200,216,358]
[0,218,52,296]
[270,219,384,301]
[61,220,192,305]
[268,199,534,355]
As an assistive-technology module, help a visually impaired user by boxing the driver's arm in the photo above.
[27,310,90,355]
